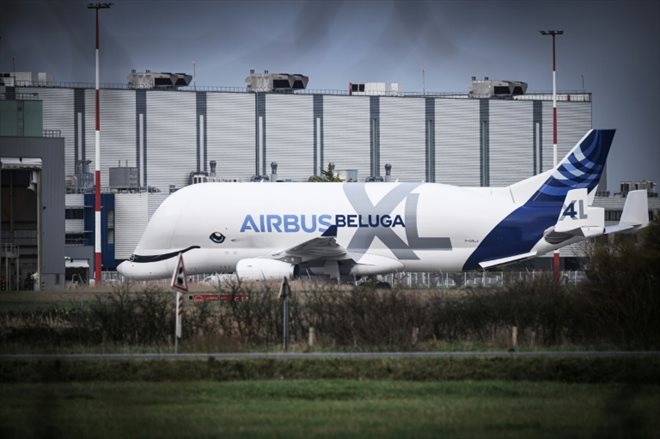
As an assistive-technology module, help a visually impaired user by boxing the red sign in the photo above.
[190,294,249,303]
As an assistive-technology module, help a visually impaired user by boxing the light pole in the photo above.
[88,2,112,286]
[540,29,563,283]
[193,61,196,90]
[539,30,563,168]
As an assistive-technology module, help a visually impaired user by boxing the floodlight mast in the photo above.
[540,29,564,282]
[88,2,113,285]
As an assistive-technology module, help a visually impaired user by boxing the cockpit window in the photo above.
[210,232,225,244]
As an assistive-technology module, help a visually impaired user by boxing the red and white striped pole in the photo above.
[88,3,112,285]
[540,29,563,283]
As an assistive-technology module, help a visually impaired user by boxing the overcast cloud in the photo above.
[2,0,658,188]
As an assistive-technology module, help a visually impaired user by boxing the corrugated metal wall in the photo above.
[542,101,592,172]
[22,87,75,176]
[323,96,370,180]
[380,97,426,182]
[206,93,255,180]
[266,94,313,181]
[26,86,594,189]
[435,99,481,186]
[25,86,597,263]
[115,193,149,259]
[146,91,196,192]
[84,90,136,186]
[489,100,534,186]
[65,194,85,234]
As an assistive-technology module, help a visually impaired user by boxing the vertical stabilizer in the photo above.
[509,129,615,205]
[465,129,615,270]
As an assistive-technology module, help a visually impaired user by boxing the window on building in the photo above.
[65,208,84,220]
[65,233,86,245]
[605,210,622,222]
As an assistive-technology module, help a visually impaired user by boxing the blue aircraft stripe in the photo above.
[561,162,586,177]
[567,156,598,172]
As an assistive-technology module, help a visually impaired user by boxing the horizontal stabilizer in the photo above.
[479,251,537,269]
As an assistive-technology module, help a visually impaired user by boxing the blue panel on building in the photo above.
[84,193,116,270]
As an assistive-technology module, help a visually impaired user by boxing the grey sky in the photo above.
[2,0,659,189]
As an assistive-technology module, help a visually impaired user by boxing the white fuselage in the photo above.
[117,181,559,280]
[116,129,631,281]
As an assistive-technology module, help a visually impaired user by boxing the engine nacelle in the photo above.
[349,254,404,277]
[235,258,298,281]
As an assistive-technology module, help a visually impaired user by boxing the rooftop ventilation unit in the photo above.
[109,166,139,190]
[245,70,309,92]
[0,72,49,87]
[468,78,528,98]
[128,70,192,89]
[349,82,402,96]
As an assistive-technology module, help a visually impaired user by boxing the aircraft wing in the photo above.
[478,251,538,269]
[269,225,347,262]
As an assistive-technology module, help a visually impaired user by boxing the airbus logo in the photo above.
[239,213,405,233]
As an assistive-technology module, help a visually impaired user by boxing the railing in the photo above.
[513,92,591,102]
[0,92,40,100]
[380,270,587,288]
[13,80,591,101]
[65,186,162,194]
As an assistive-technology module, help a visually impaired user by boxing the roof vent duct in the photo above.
[245,71,309,92]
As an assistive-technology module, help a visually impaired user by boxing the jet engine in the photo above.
[235,259,298,281]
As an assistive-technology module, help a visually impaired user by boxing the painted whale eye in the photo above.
[210,232,225,244]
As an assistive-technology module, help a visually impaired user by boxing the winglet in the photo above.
[620,190,649,228]
[605,189,649,234]
[321,225,337,238]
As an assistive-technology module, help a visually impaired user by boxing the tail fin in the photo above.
[531,129,615,203]
[510,129,615,205]
[463,129,615,270]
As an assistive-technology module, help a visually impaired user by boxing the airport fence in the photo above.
[378,271,586,289]
[100,270,587,290]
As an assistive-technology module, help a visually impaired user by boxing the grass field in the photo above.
[1,380,658,438]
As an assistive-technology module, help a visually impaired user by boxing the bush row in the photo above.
[1,275,657,351]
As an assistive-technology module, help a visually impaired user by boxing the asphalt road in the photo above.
[1,351,659,361]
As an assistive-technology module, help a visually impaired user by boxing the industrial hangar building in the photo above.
[2,71,654,288]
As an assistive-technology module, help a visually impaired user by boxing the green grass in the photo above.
[2,357,660,384]
[0,380,658,438]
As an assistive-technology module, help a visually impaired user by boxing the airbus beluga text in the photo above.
[117,130,649,281]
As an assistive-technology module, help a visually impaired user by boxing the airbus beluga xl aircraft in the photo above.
[117,129,648,281]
